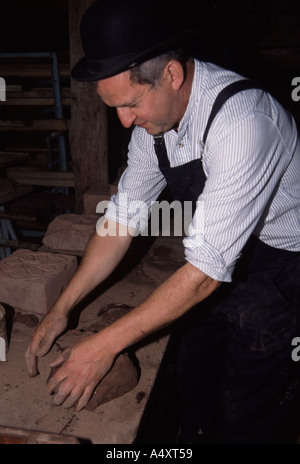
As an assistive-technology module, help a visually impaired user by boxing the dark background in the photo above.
[1,0,299,176]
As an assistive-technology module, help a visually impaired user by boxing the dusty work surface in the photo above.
[0,235,186,444]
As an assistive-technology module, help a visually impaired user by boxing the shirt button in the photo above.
[179,143,184,148]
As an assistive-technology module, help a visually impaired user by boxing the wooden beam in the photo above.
[68,0,109,212]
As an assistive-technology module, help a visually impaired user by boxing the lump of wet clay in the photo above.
[85,352,139,411]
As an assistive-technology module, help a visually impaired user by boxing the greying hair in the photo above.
[129,49,190,88]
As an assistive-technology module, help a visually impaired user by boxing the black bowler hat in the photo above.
[71,0,193,81]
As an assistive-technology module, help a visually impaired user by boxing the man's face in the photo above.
[96,67,184,135]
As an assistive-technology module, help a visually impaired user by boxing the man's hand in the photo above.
[46,332,116,411]
[25,310,68,377]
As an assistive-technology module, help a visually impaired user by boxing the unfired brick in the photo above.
[0,249,77,314]
[42,214,99,253]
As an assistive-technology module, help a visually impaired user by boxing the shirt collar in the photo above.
[175,59,203,142]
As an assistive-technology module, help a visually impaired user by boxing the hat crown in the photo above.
[80,0,182,62]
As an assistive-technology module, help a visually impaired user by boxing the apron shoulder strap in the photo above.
[202,79,265,145]
[153,79,265,166]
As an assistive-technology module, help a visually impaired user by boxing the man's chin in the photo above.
[137,123,169,135]
[144,126,164,136]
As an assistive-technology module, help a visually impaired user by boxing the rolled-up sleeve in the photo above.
[105,127,166,231]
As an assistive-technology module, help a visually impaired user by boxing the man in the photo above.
[25,1,300,443]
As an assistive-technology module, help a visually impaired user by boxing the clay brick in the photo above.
[0,304,7,361]
[0,249,77,315]
[42,214,99,254]
[83,184,118,214]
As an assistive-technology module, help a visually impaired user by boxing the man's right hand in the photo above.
[25,309,68,378]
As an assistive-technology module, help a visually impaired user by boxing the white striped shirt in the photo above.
[105,59,300,282]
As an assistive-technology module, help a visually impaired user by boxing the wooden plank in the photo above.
[4,147,58,153]
[4,97,71,106]
[0,119,69,131]
[0,152,30,167]
[0,63,70,78]
[6,85,22,91]
[7,86,70,98]
[5,87,70,105]
[6,167,74,187]
[0,120,27,128]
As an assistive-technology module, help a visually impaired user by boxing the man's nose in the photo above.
[117,107,136,128]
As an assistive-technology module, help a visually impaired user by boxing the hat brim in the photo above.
[71,33,194,81]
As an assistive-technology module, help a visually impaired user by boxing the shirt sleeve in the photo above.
[105,127,167,232]
[183,111,291,282]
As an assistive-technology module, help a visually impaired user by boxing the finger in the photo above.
[35,341,52,358]
[53,388,68,406]
[25,345,39,378]
[49,348,70,369]
[35,331,58,357]
[75,384,96,411]
[25,330,53,377]
[61,384,86,409]
[61,393,79,409]
[50,375,78,407]
[46,363,67,395]
[25,332,46,376]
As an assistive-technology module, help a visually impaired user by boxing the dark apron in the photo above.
[153,80,300,444]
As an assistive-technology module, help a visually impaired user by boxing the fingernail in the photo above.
[75,402,84,412]
[53,393,66,406]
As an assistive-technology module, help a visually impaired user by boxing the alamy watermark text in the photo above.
[291,77,300,102]
[95,194,204,237]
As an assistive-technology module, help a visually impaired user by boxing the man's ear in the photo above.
[164,60,185,90]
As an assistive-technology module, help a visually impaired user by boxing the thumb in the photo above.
[35,330,59,357]
[35,340,53,358]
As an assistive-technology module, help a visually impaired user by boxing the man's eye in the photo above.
[129,101,139,108]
